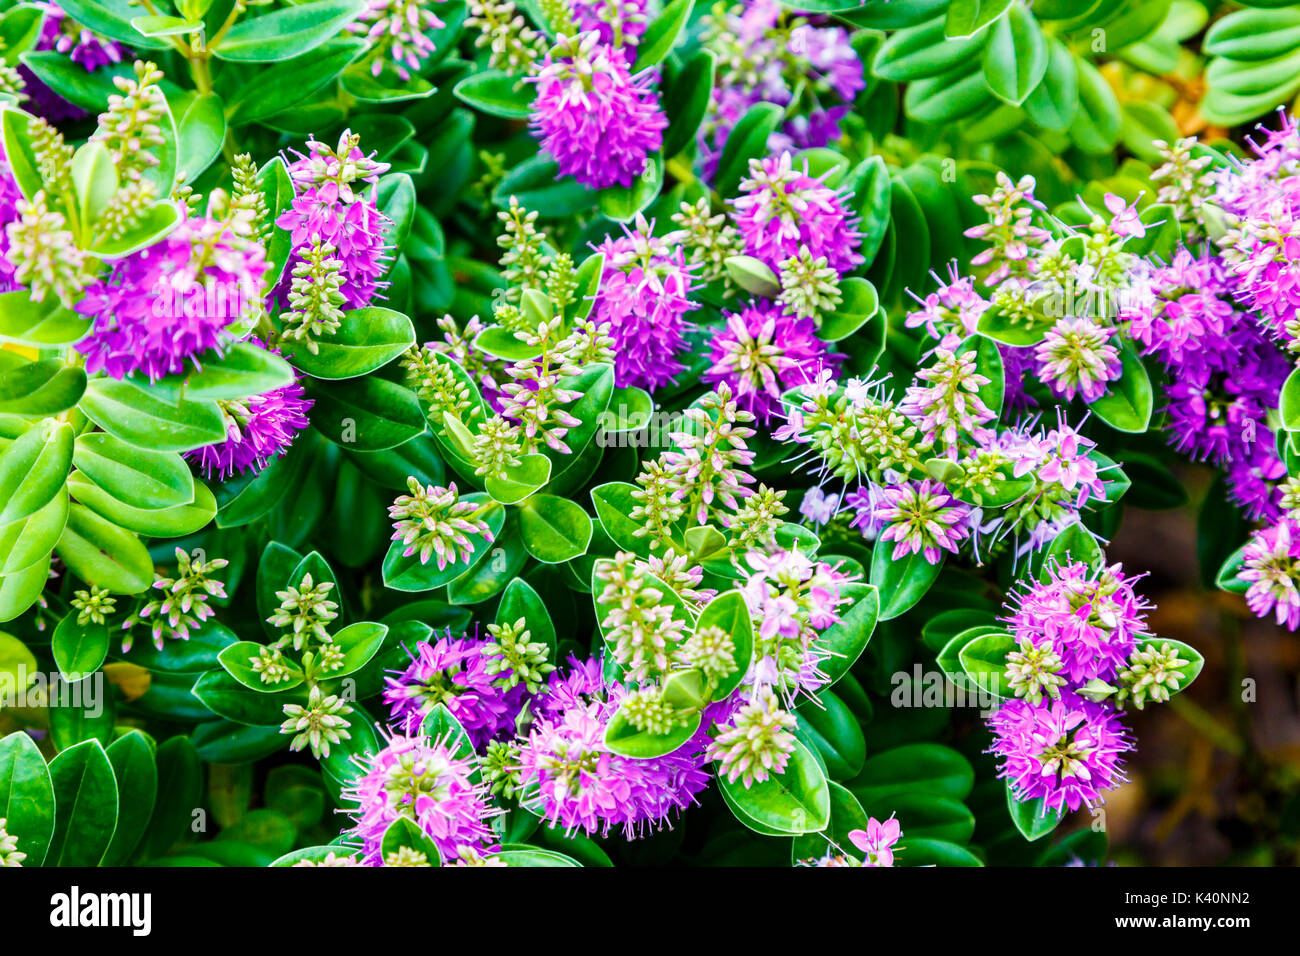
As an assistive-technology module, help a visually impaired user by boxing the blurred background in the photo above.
[1097,464,1300,865]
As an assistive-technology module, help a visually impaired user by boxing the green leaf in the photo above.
[946,0,1013,37]
[485,454,551,505]
[871,542,943,621]
[332,621,389,678]
[517,494,593,564]
[288,307,416,380]
[604,708,701,758]
[52,612,110,680]
[68,473,213,539]
[17,51,131,112]
[694,589,754,699]
[379,816,443,865]
[1023,36,1078,130]
[0,289,92,347]
[305,375,427,451]
[101,731,157,866]
[52,0,169,48]
[598,152,663,222]
[218,641,302,692]
[981,2,1047,105]
[590,481,652,557]
[662,48,714,158]
[145,342,295,403]
[818,277,879,341]
[1280,367,1300,431]
[0,358,85,416]
[849,743,975,805]
[496,577,556,656]
[212,0,366,62]
[381,494,505,591]
[71,139,117,235]
[452,69,534,118]
[1069,54,1121,154]
[1007,784,1063,841]
[54,503,154,594]
[193,669,309,726]
[79,378,227,452]
[796,689,866,780]
[226,39,366,123]
[817,582,879,684]
[497,845,581,867]
[0,730,55,867]
[717,738,830,834]
[900,836,983,866]
[632,0,693,71]
[0,483,66,577]
[714,101,784,199]
[957,629,1016,699]
[876,14,989,80]
[1042,521,1104,575]
[177,93,225,183]
[0,417,72,525]
[73,432,194,511]
[47,739,118,866]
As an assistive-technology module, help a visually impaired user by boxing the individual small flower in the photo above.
[280,684,353,758]
[388,478,495,569]
[1102,192,1145,238]
[530,31,666,190]
[0,818,25,867]
[1034,316,1123,403]
[777,244,841,320]
[1116,642,1192,709]
[122,548,229,651]
[1006,560,1151,685]
[483,618,555,693]
[989,693,1132,814]
[450,846,508,866]
[75,214,267,381]
[277,130,392,311]
[799,487,839,527]
[468,0,547,76]
[292,851,360,867]
[384,634,524,747]
[588,216,698,390]
[850,816,902,867]
[1004,637,1066,705]
[672,196,744,287]
[516,661,711,837]
[872,479,970,564]
[5,190,89,305]
[343,731,499,865]
[185,341,313,480]
[900,346,995,445]
[619,687,683,735]
[251,647,296,686]
[594,552,690,682]
[707,685,798,787]
[1239,518,1300,631]
[352,0,448,80]
[732,153,863,275]
[267,573,339,649]
[70,585,116,626]
[383,846,433,866]
[571,0,648,48]
[678,624,738,683]
[703,301,840,422]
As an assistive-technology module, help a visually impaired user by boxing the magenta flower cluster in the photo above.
[75,214,268,382]
[530,31,665,190]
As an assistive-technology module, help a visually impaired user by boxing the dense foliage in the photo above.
[0,0,1298,869]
